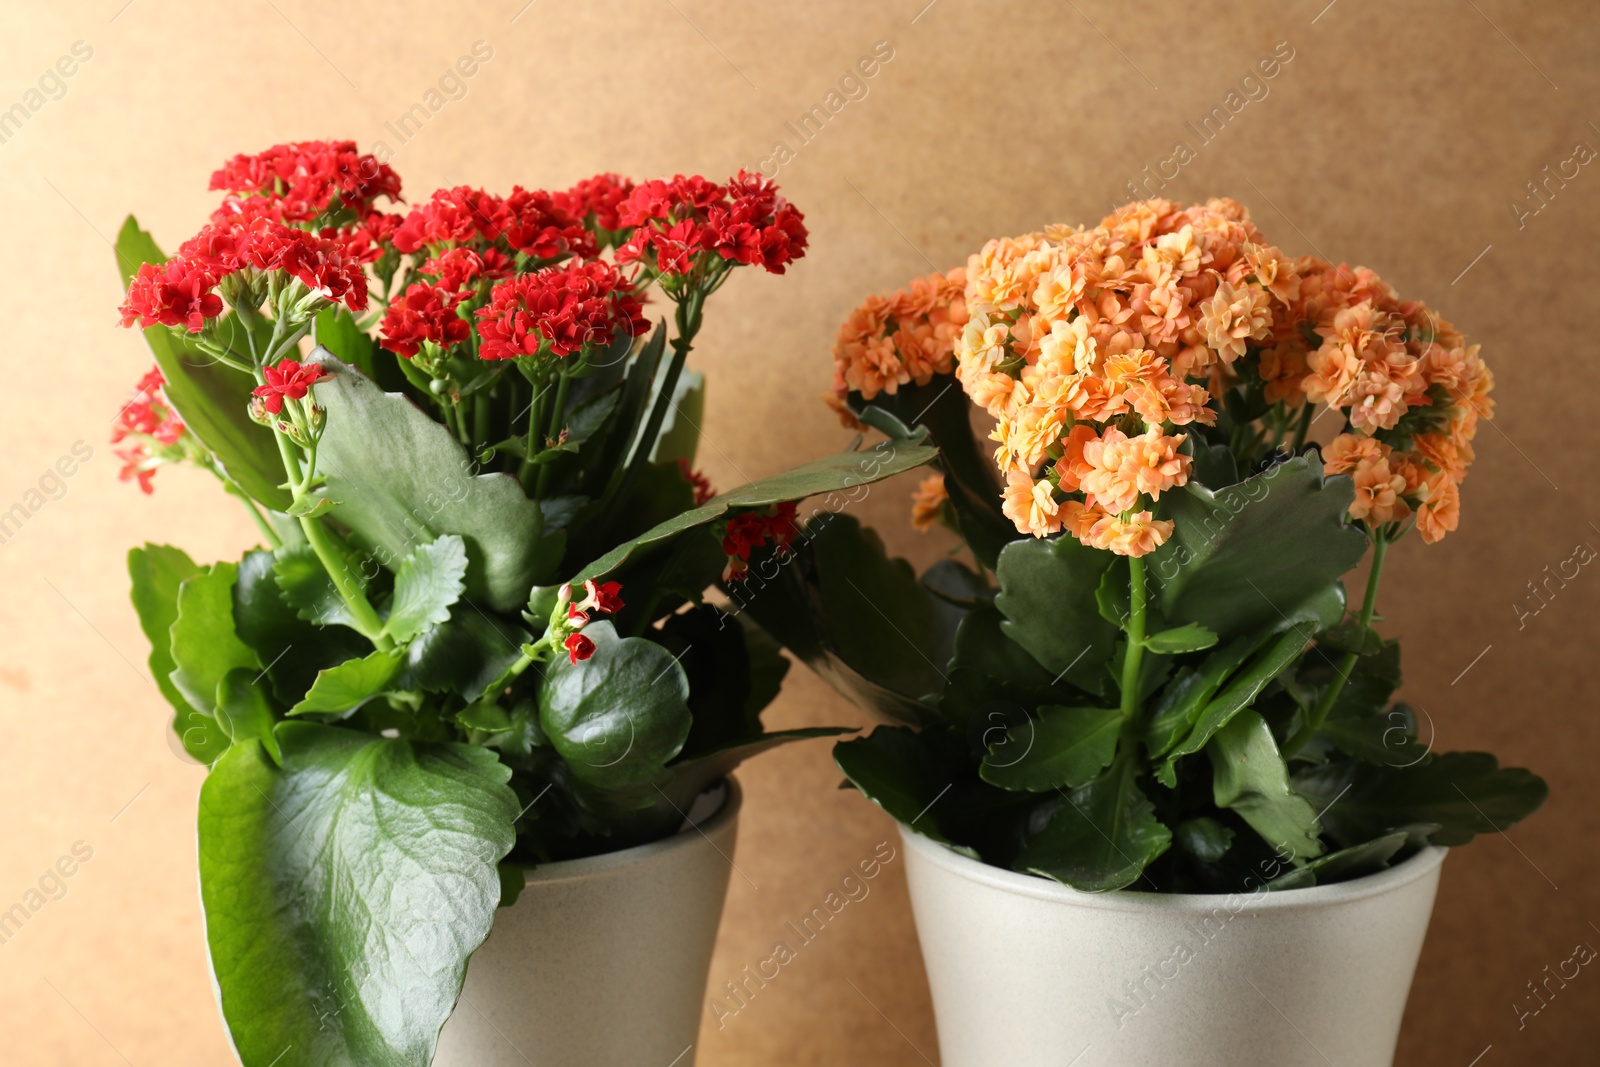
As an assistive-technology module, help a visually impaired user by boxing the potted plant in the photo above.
[113,141,934,1067]
[738,197,1547,1066]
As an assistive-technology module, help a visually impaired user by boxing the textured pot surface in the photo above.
[434,780,740,1067]
[900,826,1445,1067]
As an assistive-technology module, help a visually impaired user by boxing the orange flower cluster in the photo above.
[939,197,1490,552]
[827,267,969,427]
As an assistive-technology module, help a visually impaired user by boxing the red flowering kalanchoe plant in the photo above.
[112,140,932,1067]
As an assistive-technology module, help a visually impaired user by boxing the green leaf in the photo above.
[217,669,282,764]
[170,562,261,718]
[457,702,515,734]
[574,441,940,584]
[994,535,1118,693]
[1141,622,1219,654]
[1174,816,1234,863]
[115,216,293,511]
[305,351,548,611]
[128,544,219,761]
[1017,767,1171,892]
[1143,631,1271,760]
[980,706,1121,792]
[1293,752,1549,848]
[273,543,361,630]
[286,496,339,519]
[290,651,404,718]
[383,535,468,644]
[1147,455,1368,638]
[538,622,693,786]
[233,548,372,708]
[648,368,704,466]
[198,725,517,1067]
[833,726,972,852]
[1161,620,1316,775]
[398,608,529,699]
[1267,831,1409,890]
[313,306,379,381]
[1209,710,1324,861]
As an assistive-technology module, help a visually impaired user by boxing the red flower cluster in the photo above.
[475,260,648,361]
[721,502,799,581]
[392,185,595,261]
[210,140,401,224]
[120,217,370,333]
[242,219,370,310]
[121,258,225,333]
[379,282,471,358]
[421,246,511,291]
[113,367,187,494]
[557,173,636,232]
[252,359,327,415]
[616,170,807,276]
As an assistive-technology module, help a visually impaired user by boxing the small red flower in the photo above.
[252,360,326,415]
[564,633,596,664]
[580,579,625,615]
[503,185,596,261]
[678,459,716,505]
[721,503,800,581]
[117,446,157,495]
[567,602,590,624]
[379,282,470,358]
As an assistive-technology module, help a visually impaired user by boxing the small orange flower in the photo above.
[910,473,949,533]
[1349,456,1409,525]
[1002,471,1062,538]
[1415,472,1460,544]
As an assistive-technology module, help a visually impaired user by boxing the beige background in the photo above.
[0,1,1595,1063]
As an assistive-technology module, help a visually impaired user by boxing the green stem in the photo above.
[518,372,550,490]
[535,371,572,499]
[228,483,282,550]
[1290,403,1315,452]
[1284,530,1389,757]
[474,393,491,452]
[604,292,704,521]
[299,515,393,651]
[1119,555,1148,729]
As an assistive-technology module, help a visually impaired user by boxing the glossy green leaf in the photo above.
[290,651,404,718]
[574,440,939,584]
[1173,816,1235,863]
[382,535,467,644]
[1017,767,1171,892]
[1147,455,1368,639]
[170,562,261,718]
[1267,831,1409,890]
[312,306,380,381]
[397,608,528,699]
[993,535,1118,693]
[198,726,517,1067]
[539,622,692,786]
[115,216,293,510]
[980,706,1121,792]
[232,549,372,707]
[1293,752,1549,849]
[305,351,547,611]
[1141,622,1219,654]
[128,544,218,761]
[834,726,971,851]
[217,668,282,764]
[648,368,704,466]
[1161,619,1316,775]
[1143,631,1272,761]
[273,543,363,630]
[1209,710,1324,861]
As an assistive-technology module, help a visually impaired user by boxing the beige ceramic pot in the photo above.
[433,779,739,1067]
[900,825,1445,1067]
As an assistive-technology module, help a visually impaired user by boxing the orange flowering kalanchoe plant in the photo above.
[755,197,1544,897]
[111,140,931,1067]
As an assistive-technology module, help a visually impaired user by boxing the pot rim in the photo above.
[898,823,1446,914]
[520,777,741,887]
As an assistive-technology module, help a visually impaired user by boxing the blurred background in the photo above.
[1,1,1596,1063]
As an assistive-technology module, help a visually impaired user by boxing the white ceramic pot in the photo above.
[433,780,739,1067]
[900,826,1446,1067]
